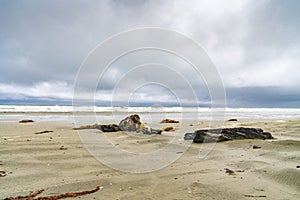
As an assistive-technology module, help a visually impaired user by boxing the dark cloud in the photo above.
[0,0,299,107]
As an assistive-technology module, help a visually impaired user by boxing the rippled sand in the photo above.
[0,114,299,199]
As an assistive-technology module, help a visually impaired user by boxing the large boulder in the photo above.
[118,114,141,131]
[184,127,273,143]
[119,114,162,134]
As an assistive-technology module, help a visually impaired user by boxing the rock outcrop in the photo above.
[184,127,273,143]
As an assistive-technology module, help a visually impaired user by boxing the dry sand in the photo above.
[0,114,299,199]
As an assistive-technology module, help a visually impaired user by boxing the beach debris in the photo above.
[252,145,262,149]
[163,126,174,132]
[244,194,267,198]
[254,188,265,192]
[225,168,236,175]
[4,186,100,200]
[72,124,120,132]
[73,114,162,134]
[19,119,34,123]
[59,146,68,150]
[34,130,53,134]
[184,127,273,143]
[228,118,238,122]
[4,189,44,200]
[0,170,7,177]
[160,119,179,123]
[296,165,300,168]
[72,124,101,130]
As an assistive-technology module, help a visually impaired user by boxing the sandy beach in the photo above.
[1,113,299,200]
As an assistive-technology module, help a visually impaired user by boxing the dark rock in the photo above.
[0,170,7,177]
[225,168,236,175]
[19,119,34,123]
[59,146,68,150]
[253,145,261,149]
[228,119,238,122]
[184,127,273,143]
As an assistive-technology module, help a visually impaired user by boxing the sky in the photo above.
[0,0,300,107]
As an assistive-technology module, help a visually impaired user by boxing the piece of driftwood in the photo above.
[4,189,44,200]
[163,126,174,131]
[244,194,267,198]
[34,131,53,135]
[4,186,100,200]
[72,124,120,132]
[72,124,101,130]
[73,115,162,134]
[160,119,179,123]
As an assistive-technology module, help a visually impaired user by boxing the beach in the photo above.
[0,111,300,200]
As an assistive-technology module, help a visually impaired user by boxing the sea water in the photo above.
[0,105,300,122]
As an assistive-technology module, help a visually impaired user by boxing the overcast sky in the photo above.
[0,0,299,107]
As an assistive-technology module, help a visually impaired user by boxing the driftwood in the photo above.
[184,127,273,143]
[244,194,267,198]
[160,119,179,123]
[72,124,120,132]
[163,126,174,132]
[73,115,162,134]
[34,131,53,135]
[4,186,100,200]
[4,189,45,200]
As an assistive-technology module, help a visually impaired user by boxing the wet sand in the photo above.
[0,114,299,199]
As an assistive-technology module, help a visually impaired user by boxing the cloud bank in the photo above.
[0,0,299,107]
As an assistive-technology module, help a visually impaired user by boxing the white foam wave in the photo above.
[0,105,300,118]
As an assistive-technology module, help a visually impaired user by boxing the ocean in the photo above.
[1,105,300,120]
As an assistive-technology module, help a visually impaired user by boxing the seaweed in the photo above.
[4,186,100,200]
